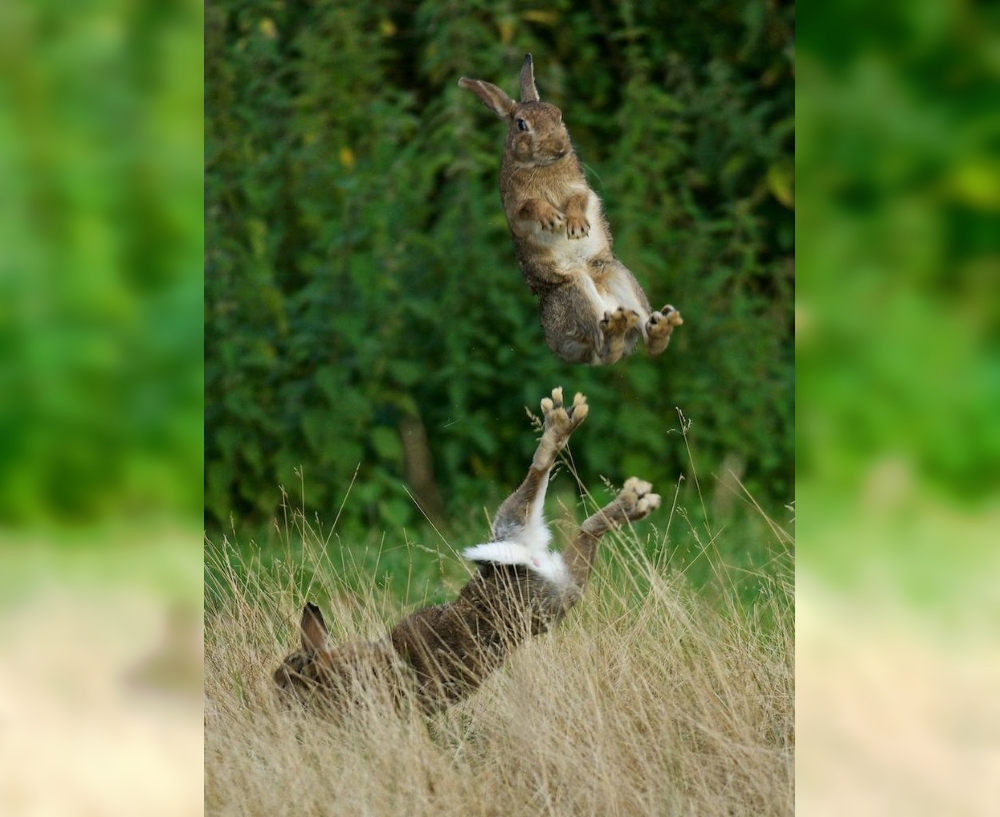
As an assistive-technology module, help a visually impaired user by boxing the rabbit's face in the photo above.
[274,602,335,694]
[274,648,324,691]
[507,102,572,167]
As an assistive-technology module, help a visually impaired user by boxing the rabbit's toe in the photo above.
[536,203,566,232]
[566,215,590,239]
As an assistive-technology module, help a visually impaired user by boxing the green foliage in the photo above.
[796,0,1000,607]
[205,0,794,535]
[0,0,203,527]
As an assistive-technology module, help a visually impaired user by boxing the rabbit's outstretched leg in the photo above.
[489,388,588,545]
[561,478,661,605]
[644,305,684,355]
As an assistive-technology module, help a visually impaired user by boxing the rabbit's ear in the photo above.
[300,602,328,652]
[519,53,539,102]
[458,77,516,119]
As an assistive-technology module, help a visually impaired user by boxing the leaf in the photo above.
[388,360,422,387]
[766,162,794,207]
[371,426,403,462]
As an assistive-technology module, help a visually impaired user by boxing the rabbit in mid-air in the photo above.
[458,54,683,365]
[274,387,661,715]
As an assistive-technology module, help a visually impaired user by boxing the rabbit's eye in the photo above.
[516,118,529,132]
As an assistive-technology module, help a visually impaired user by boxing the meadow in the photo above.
[205,440,794,816]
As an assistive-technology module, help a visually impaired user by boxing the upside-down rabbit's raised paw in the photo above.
[617,477,661,522]
[540,387,588,437]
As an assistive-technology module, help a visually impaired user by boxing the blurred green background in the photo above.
[0,0,203,538]
[0,3,203,814]
[797,0,1000,610]
[797,5,1000,811]
[204,0,795,578]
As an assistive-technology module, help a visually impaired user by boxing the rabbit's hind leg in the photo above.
[591,262,648,364]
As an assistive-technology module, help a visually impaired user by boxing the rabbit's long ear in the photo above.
[519,53,539,102]
[300,602,328,652]
[457,77,516,119]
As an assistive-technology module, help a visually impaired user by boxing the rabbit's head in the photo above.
[274,602,404,712]
[273,601,333,694]
[459,54,571,167]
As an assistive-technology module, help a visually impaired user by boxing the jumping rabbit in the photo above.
[274,387,661,715]
[458,54,684,365]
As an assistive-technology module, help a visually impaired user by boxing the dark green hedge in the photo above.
[205,0,794,533]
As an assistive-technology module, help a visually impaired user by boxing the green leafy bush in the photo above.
[205,0,794,535]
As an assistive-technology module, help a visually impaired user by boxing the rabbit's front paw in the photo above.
[533,200,566,233]
[538,207,566,233]
[539,386,588,440]
[565,213,590,239]
[516,199,565,233]
[615,477,661,523]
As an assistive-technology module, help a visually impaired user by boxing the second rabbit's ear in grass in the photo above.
[300,602,328,652]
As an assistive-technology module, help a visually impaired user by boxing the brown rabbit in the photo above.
[458,54,683,365]
[274,387,661,714]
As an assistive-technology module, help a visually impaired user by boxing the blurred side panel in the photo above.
[0,0,203,814]
[797,0,1000,813]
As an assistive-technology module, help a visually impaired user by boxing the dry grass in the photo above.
[205,500,793,817]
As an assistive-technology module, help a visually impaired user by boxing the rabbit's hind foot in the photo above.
[645,305,683,355]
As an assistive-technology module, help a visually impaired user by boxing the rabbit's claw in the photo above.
[565,214,590,239]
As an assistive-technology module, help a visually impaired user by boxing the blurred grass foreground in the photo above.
[0,1,202,815]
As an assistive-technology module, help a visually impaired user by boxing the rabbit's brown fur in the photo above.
[459,55,684,365]
[273,388,661,715]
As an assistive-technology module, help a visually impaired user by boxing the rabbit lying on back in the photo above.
[459,54,683,365]
[274,388,661,715]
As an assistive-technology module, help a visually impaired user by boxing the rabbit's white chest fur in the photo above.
[463,541,569,587]
[519,190,609,269]
[463,471,570,587]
